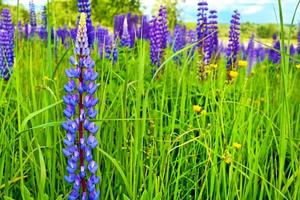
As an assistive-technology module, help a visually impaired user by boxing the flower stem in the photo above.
[79,69,87,193]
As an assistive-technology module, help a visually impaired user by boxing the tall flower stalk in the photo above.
[63,13,100,200]
[226,10,240,80]
[39,6,47,40]
[197,0,209,80]
[29,0,37,37]
[196,0,208,50]
[149,5,168,74]
[0,8,14,80]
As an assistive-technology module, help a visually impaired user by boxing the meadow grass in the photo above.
[0,1,300,200]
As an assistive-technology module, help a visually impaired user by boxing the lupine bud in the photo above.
[78,0,94,47]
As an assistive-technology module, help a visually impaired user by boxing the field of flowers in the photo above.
[0,0,300,199]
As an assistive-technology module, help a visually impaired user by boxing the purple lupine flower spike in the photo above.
[120,18,131,47]
[186,30,197,57]
[247,34,256,75]
[0,8,14,80]
[97,26,109,58]
[208,10,218,58]
[158,6,168,49]
[226,10,241,79]
[114,14,125,39]
[139,16,150,40]
[149,6,168,75]
[256,45,266,62]
[149,16,159,67]
[63,13,100,200]
[196,0,208,50]
[29,0,37,37]
[204,10,219,66]
[173,24,186,53]
[39,6,47,40]
[268,40,281,64]
[197,0,209,80]
[24,23,29,39]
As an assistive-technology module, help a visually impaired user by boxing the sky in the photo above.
[4,0,300,24]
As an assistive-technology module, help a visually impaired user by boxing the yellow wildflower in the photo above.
[193,105,202,113]
[296,64,300,69]
[209,64,218,70]
[233,143,242,150]
[238,60,248,68]
[229,70,239,79]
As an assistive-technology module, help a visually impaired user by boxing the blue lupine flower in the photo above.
[203,9,218,65]
[138,16,150,40]
[158,6,168,49]
[208,10,218,57]
[29,0,37,37]
[149,6,168,71]
[120,18,131,47]
[114,14,125,39]
[196,0,208,49]
[149,16,160,67]
[246,34,256,75]
[186,30,197,57]
[0,9,14,80]
[268,40,280,64]
[226,10,241,73]
[96,26,109,58]
[173,24,186,53]
[38,6,47,40]
[63,13,100,200]
[256,45,266,63]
